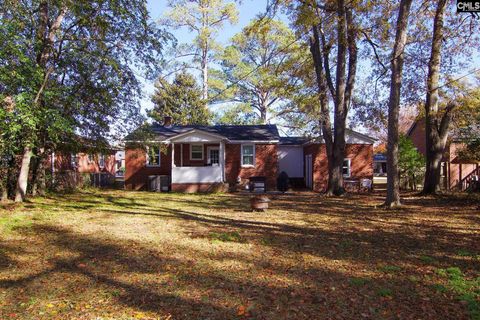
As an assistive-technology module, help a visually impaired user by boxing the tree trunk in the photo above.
[422,0,449,195]
[259,108,267,124]
[15,147,33,202]
[1,187,7,202]
[201,40,209,100]
[327,0,348,196]
[310,2,357,196]
[0,166,7,202]
[31,156,39,196]
[31,148,47,197]
[310,24,334,192]
[385,0,413,208]
[6,156,16,200]
[14,2,67,202]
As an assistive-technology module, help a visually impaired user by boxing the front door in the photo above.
[305,154,313,189]
[208,147,220,165]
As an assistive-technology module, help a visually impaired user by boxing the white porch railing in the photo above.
[171,166,223,184]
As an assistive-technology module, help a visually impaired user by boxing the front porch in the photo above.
[168,129,228,190]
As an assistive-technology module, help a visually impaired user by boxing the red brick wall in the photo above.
[76,153,116,175]
[448,142,480,189]
[126,143,279,191]
[408,121,480,189]
[408,121,427,157]
[47,152,116,175]
[225,144,278,190]
[303,144,373,192]
[173,143,219,167]
[125,145,172,190]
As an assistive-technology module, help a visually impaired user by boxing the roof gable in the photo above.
[167,129,228,143]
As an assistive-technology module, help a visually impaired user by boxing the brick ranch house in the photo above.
[124,117,375,193]
[408,120,479,191]
[46,146,125,188]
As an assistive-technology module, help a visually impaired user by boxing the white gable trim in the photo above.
[228,140,279,144]
[166,129,229,143]
[345,130,376,144]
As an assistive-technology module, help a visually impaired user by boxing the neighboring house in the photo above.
[373,154,387,176]
[49,151,117,176]
[124,117,375,193]
[114,150,126,177]
[407,120,480,191]
[302,131,375,192]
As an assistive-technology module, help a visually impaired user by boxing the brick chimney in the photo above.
[163,116,172,127]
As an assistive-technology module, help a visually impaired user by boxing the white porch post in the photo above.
[180,143,183,167]
[171,143,175,168]
[220,140,225,182]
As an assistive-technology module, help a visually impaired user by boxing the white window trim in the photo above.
[190,144,204,161]
[241,144,255,168]
[98,153,105,168]
[207,146,220,165]
[343,158,351,178]
[146,146,161,167]
[71,153,78,168]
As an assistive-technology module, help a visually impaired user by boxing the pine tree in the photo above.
[150,72,211,125]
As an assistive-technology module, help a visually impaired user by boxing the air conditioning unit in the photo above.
[148,175,170,192]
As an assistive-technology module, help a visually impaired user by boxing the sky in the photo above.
[139,0,274,116]
[140,1,480,135]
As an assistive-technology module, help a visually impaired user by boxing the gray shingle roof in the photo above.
[125,124,280,142]
[279,136,311,145]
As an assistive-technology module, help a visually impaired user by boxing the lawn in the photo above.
[0,190,479,320]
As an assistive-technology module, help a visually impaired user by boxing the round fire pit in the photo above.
[250,195,271,211]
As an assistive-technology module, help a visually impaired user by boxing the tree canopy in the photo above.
[161,0,239,100]
[150,71,211,125]
[213,18,307,124]
[0,0,169,201]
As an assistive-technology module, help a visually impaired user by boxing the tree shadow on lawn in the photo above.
[96,201,480,277]
[0,224,469,320]
[0,225,239,319]
[0,242,19,270]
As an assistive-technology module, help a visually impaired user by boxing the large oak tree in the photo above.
[0,0,169,202]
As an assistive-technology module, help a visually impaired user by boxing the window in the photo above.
[208,147,219,165]
[87,154,94,163]
[146,146,161,166]
[98,154,105,168]
[241,144,255,167]
[343,158,351,177]
[71,153,79,168]
[190,144,203,160]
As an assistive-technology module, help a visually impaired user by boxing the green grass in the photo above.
[436,267,480,320]
[377,288,393,297]
[0,214,33,233]
[209,231,244,243]
[1,189,479,319]
[378,265,402,273]
[349,277,369,286]
[419,255,437,264]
